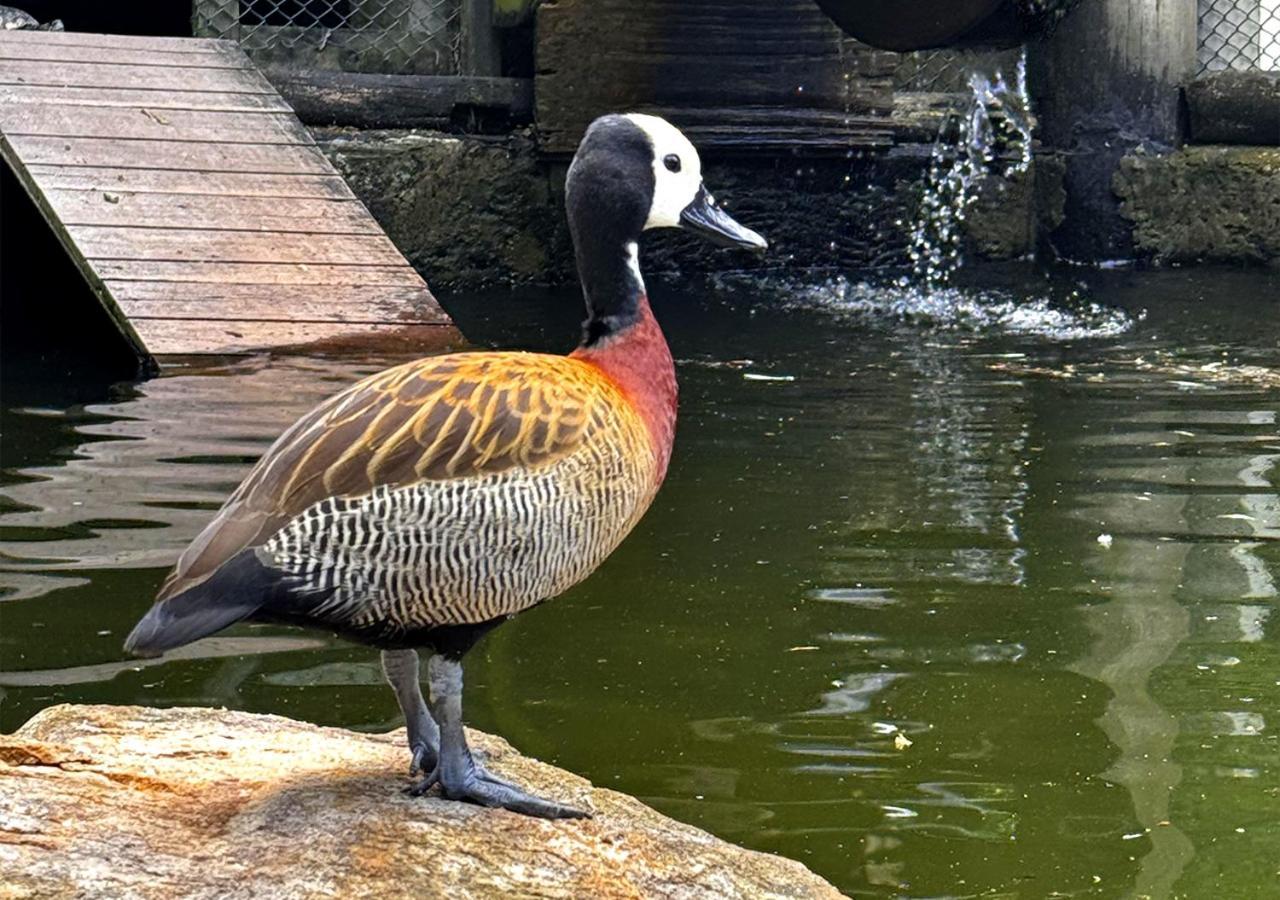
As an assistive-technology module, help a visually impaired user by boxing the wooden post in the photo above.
[462,0,501,76]
[1028,0,1197,261]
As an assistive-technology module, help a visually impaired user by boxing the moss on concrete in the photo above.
[1115,146,1280,266]
[318,128,574,290]
[964,167,1038,261]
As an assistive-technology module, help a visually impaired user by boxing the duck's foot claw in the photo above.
[409,741,437,777]
[406,771,437,797]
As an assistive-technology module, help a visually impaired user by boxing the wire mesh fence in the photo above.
[1198,0,1280,73]
[193,0,463,76]
[893,47,1023,94]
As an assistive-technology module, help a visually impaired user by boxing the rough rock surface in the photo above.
[0,705,841,900]
[1114,146,1280,266]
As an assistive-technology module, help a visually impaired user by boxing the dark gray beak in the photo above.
[679,185,768,253]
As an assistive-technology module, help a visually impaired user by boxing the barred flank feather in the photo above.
[125,339,673,653]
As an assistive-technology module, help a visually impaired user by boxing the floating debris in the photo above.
[893,732,913,751]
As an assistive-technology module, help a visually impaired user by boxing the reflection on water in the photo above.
[2,268,1278,898]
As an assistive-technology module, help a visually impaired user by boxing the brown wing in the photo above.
[157,351,614,601]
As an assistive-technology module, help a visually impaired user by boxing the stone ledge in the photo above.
[0,704,840,900]
[1115,146,1280,266]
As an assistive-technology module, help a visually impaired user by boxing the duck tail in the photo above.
[124,548,275,657]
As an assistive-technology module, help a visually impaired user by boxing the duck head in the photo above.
[566,113,766,344]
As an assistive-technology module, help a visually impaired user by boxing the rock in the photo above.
[0,705,841,900]
[1114,146,1280,266]
[963,166,1037,261]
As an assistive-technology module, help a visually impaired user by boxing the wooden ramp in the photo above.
[0,29,454,367]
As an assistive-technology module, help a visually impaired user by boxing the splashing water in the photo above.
[762,51,1136,341]
[903,53,1034,292]
[785,277,1135,341]
[725,51,1136,340]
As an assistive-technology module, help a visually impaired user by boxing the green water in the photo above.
[2,267,1278,898]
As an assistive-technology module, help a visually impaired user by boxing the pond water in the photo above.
[2,266,1278,898]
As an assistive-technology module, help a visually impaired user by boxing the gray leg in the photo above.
[380,649,440,775]
[410,654,590,820]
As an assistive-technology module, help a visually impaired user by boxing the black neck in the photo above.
[574,233,645,347]
[564,118,654,348]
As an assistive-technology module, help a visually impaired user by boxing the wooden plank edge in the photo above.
[264,68,533,129]
[139,321,464,358]
[0,134,156,373]
[0,31,234,52]
[0,50,253,72]
[90,261,427,286]
[23,167,357,201]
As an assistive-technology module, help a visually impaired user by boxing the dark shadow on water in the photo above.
[2,162,145,393]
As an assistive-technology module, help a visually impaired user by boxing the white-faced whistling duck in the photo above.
[125,113,768,819]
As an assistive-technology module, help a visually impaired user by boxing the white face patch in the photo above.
[623,113,703,230]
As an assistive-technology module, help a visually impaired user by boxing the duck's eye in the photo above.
[663,154,681,173]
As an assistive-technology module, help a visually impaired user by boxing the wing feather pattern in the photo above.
[156,352,621,602]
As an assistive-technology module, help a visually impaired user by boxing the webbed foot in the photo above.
[416,654,592,820]
[409,755,590,820]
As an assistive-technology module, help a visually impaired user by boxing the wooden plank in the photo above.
[93,260,427,286]
[0,31,232,53]
[0,31,450,363]
[25,166,355,199]
[0,106,315,146]
[71,225,408,265]
[109,282,448,325]
[1186,72,1280,146]
[119,300,427,325]
[0,59,277,93]
[116,293,441,325]
[264,69,533,129]
[0,85,293,113]
[8,136,334,174]
[0,41,249,69]
[627,105,896,154]
[134,320,457,355]
[47,190,383,235]
[535,0,896,154]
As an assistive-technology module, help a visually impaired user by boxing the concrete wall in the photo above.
[318,128,1277,290]
[317,127,1044,289]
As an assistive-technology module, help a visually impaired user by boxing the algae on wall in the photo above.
[319,128,574,290]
